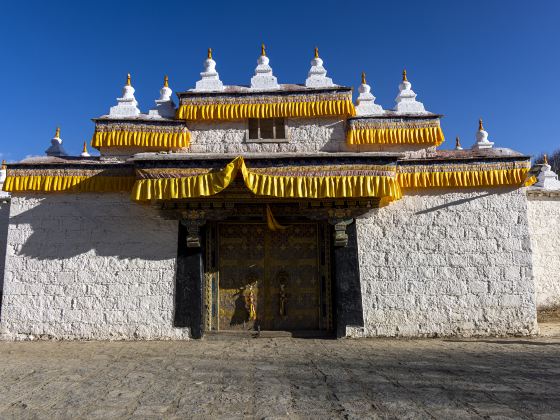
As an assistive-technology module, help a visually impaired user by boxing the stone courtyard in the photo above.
[1,333,560,419]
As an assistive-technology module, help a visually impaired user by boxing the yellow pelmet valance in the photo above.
[3,175,136,193]
[91,130,190,149]
[176,100,356,121]
[398,168,535,189]
[131,156,401,202]
[347,126,445,146]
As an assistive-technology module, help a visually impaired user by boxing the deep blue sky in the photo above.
[1,0,559,161]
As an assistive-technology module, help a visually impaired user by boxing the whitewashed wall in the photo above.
[187,117,348,153]
[527,194,560,311]
[356,187,537,337]
[0,194,187,340]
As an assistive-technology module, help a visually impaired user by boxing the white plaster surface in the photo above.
[0,194,188,340]
[527,195,560,310]
[355,187,537,337]
[187,117,348,154]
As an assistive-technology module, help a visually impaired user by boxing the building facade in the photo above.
[0,47,557,340]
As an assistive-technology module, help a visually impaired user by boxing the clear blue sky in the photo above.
[1,0,559,161]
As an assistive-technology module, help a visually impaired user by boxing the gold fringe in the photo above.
[176,100,356,121]
[3,176,136,193]
[397,168,533,188]
[131,156,401,202]
[91,131,190,149]
[347,126,445,146]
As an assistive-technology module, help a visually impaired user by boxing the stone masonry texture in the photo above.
[0,193,188,340]
[527,195,560,310]
[356,187,538,337]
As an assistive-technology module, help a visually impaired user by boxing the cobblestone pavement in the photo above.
[1,335,560,419]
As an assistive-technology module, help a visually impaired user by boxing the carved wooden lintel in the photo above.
[180,210,206,248]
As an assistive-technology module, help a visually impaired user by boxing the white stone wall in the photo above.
[356,187,537,337]
[0,194,188,340]
[527,194,560,310]
[187,117,348,153]
[0,201,9,292]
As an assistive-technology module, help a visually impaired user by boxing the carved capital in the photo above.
[180,210,206,248]
[328,212,353,247]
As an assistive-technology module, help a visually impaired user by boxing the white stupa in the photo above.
[534,155,560,190]
[305,48,335,88]
[251,44,279,90]
[80,141,91,158]
[455,136,463,151]
[472,119,494,150]
[193,49,224,92]
[394,69,427,114]
[109,73,141,117]
[355,72,384,116]
[45,127,68,157]
[148,76,176,118]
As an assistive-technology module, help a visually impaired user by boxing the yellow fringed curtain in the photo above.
[3,176,136,193]
[91,130,190,149]
[131,156,401,202]
[397,168,535,189]
[347,126,445,146]
[176,100,356,121]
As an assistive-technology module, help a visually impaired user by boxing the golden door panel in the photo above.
[212,222,330,332]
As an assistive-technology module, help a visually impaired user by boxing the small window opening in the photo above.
[248,118,286,140]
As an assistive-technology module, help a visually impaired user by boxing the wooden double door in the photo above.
[205,222,332,332]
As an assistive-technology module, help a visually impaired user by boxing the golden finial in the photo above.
[55,127,60,138]
[126,73,131,86]
[82,141,88,154]
[402,69,407,82]
[456,136,461,148]
[164,75,169,88]
[261,43,266,56]
[207,48,212,59]
[361,72,367,85]
[314,47,319,58]
[1,160,6,170]
[544,154,549,165]
[478,118,484,131]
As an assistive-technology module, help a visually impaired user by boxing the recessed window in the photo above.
[248,118,286,140]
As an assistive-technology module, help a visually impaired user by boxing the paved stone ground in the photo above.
[1,334,560,419]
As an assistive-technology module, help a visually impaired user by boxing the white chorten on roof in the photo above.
[80,141,91,158]
[394,69,427,114]
[472,119,494,150]
[45,127,68,157]
[455,136,463,151]
[305,48,335,88]
[148,76,176,118]
[194,49,224,92]
[251,44,279,90]
[109,74,141,117]
[355,72,384,116]
[534,155,560,190]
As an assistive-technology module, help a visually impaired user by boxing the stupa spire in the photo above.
[455,136,463,151]
[305,46,335,88]
[45,127,68,157]
[251,43,279,90]
[534,154,560,189]
[81,141,91,158]
[472,118,494,149]
[149,75,176,118]
[355,71,384,116]
[108,73,141,117]
[394,68,427,114]
[193,48,224,92]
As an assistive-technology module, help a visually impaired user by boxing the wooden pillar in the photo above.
[332,220,364,338]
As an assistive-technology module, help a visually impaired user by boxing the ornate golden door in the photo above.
[205,222,331,332]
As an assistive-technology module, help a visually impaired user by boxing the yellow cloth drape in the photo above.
[266,205,288,231]
[176,100,356,121]
[347,126,445,146]
[131,156,402,202]
[397,168,535,189]
[92,131,190,149]
[3,176,136,193]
